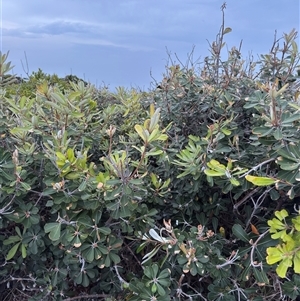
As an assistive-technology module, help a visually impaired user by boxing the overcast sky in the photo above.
[1,0,299,90]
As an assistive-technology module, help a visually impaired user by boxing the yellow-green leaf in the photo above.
[207,159,226,173]
[150,103,155,116]
[276,258,292,278]
[149,108,160,132]
[230,177,240,186]
[275,209,289,221]
[245,175,277,186]
[148,127,160,143]
[266,247,282,265]
[56,152,66,161]
[67,148,76,163]
[293,251,300,273]
[204,169,225,177]
[65,172,80,180]
[156,134,168,141]
[134,124,148,142]
[221,128,231,135]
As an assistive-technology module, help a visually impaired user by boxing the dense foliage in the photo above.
[1,10,300,301]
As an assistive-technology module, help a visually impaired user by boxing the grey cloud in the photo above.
[26,21,93,35]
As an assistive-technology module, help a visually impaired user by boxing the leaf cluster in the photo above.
[1,12,300,301]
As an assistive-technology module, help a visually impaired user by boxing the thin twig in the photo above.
[238,158,275,178]
[63,294,109,301]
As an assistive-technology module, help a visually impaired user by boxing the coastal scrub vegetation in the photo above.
[1,6,300,301]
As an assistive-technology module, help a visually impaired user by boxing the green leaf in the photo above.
[245,175,278,186]
[232,224,249,243]
[20,181,31,191]
[84,248,95,262]
[281,113,300,124]
[81,274,90,287]
[151,283,157,294]
[156,282,166,296]
[99,227,111,235]
[146,149,164,157]
[78,180,87,192]
[273,128,283,140]
[3,235,21,245]
[144,265,154,279]
[158,268,171,279]
[6,242,21,260]
[253,268,269,285]
[21,243,27,258]
[44,222,61,241]
[109,252,121,264]
[252,127,274,137]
